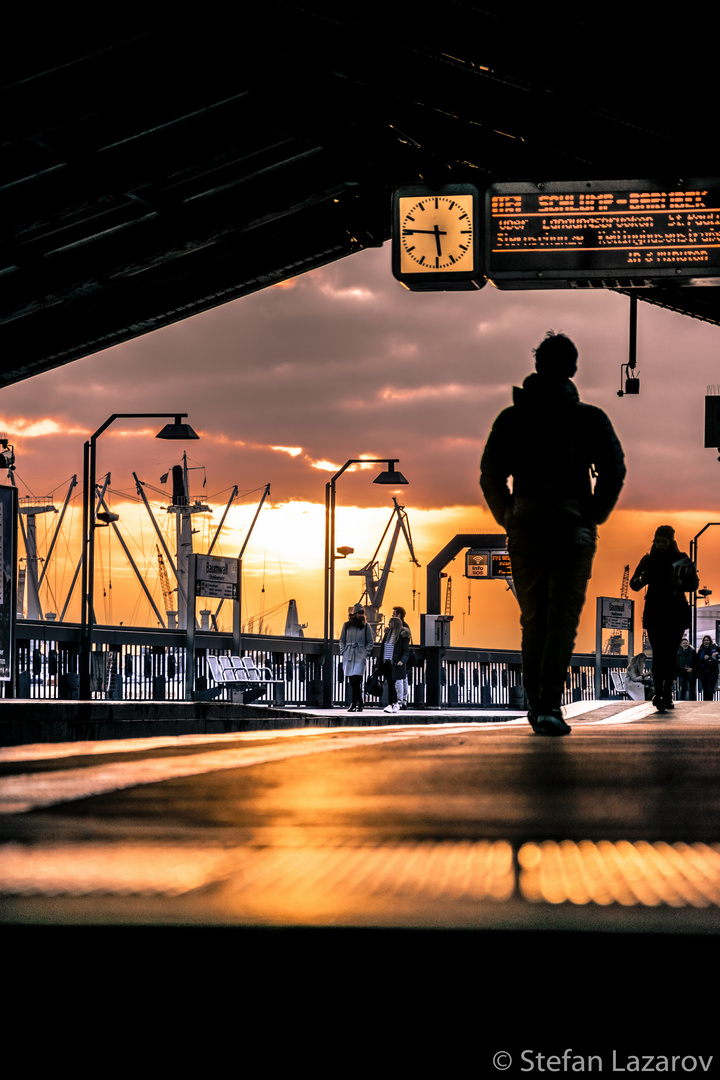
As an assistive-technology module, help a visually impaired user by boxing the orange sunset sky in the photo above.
[3,242,720,652]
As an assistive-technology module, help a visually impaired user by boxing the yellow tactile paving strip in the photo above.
[2,840,720,911]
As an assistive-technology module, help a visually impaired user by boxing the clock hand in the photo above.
[433,224,443,257]
[404,229,448,236]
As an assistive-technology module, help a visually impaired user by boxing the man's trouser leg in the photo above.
[510,533,595,712]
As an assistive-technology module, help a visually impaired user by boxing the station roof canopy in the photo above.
[3,3,720,389]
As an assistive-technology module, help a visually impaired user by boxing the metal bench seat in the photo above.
[207,655,283,704]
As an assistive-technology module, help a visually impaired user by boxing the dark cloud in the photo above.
[2,244,719,519]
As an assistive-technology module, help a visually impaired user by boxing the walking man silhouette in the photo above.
[480,332,626,735]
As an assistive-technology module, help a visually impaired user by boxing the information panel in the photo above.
[194,555,239,600]
[485,179,720,288]
[466,549,512,579]
[600,597,633,631]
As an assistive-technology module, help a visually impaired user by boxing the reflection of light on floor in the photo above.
[518,840,720,907]
[0,841,515,901]
[2,840,720,911]
[0,843,234,896]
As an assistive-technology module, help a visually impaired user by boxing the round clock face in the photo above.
[399,193,475,274]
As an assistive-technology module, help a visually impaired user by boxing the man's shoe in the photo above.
[653,695,666,713]
[664,698,675,710]
[527,709,540,732]
[383,704,394,714]
[534,711,572,737]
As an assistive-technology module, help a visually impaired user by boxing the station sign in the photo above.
[485,178,720,288]
[600,597,633,631]
[466,548,512,579]
[194,555,239,600]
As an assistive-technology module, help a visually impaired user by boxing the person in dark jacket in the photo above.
[630,526,698,712]
[677,636,698,701]
[392,604,412,708]
[381,616,411,714]
[696,635,719,701]
[480,331,626,736]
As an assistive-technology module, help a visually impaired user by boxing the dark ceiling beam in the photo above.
[1,2,719,390]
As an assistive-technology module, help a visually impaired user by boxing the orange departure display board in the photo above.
[485,179,720,289]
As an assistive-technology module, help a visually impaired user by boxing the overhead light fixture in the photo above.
[617,363,640,397]
[156,416,199,440]
[373,462,409,485]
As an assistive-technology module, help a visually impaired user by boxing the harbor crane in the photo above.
[348,498,420,637]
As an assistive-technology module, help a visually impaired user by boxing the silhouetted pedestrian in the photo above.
[677,636,698,701]
[697,635,719,701]
[392,604,412,708]
[480,331,626,735]
[630,526,698,712]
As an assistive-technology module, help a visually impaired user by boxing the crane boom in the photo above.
[157,545,175,616]
[348,498,421,635]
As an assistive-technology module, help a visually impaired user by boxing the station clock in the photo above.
[392,184,484,291]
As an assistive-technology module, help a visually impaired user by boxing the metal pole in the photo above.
[79,439,91,698]
[322,477,333,708]
[80,413,192,699]
[691,524,720,646]
[594,597,603,700]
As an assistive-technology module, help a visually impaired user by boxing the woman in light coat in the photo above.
[340,603,375,712]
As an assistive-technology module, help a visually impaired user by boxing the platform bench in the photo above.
[207,655,284,705]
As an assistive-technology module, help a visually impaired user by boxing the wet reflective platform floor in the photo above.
[1,698,720,932]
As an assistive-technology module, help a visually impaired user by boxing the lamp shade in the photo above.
[156,416,199,440]
[373,466,409,485]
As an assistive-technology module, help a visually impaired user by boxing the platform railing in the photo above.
[7,621,636,707]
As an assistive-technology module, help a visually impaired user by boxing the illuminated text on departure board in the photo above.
[485,180,720,288]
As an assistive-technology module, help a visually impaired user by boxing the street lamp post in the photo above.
[322,459,408,708]
[690,523,720,647]
[79,413,198,700]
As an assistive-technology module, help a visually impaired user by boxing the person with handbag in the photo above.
[630,525,698,712]
[339,603,375,713]
[381,616,411,714]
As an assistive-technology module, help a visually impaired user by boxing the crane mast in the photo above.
[348,498,420,637]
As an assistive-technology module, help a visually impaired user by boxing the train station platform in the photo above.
[0,695,527,747]
[4,695,720,1053]
[1,696,719,930]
